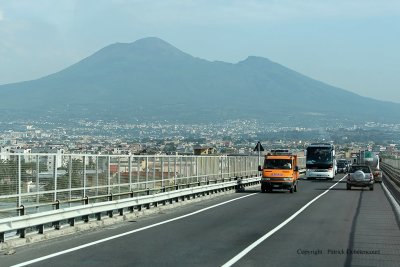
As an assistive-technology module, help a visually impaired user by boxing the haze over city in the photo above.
[1,0,400,103]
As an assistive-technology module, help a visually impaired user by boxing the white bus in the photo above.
[305,143,336,180]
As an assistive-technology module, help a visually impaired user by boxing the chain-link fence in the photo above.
[0,153,259,218]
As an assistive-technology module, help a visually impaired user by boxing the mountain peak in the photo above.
[130,37,173,48]
[125,37,190,59]
[74,37,192,69]
[239,56,274,65]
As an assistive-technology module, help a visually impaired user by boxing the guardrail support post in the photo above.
[53,221,61,230]
[19,205,25,216]
[54,200,60,210]
[82,215,89,223]
[69,218,75,226]
[53,200,61,229]
[0,232,4,243]
[118,208,123,216]
[108,210,113,218]
[19,228,26,239]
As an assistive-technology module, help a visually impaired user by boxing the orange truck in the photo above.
[258,150,300,193]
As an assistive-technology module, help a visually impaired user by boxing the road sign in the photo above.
[254,141,265,152]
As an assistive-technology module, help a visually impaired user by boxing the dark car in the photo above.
[347,165,374,190]
[337,162,347,173]
[337,159,349,173]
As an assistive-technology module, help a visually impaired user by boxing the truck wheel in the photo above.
[261,184,267,193]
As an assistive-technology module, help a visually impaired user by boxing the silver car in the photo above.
[346,165,374,191]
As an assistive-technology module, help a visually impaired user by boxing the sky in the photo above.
[0,0,399,103]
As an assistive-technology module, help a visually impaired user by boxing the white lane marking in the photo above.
[222,176,346,267]
[11,193,258,267]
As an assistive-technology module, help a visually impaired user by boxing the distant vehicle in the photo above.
[347,164,374,190]
[337,162,347,173]
[356,151,382,183]
[305,143,336,180]
[337,159,349,173]
[258,150,299,193]
[347,160,353,168]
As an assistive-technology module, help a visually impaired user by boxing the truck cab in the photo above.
[258,150,299,193]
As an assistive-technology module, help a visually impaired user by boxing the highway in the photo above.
[1,174,399,267]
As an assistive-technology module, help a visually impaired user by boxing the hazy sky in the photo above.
[1,0,399,103]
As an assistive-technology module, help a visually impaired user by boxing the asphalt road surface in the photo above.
[2,174,399,267]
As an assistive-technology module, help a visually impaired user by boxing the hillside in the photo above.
[1,37,399,124]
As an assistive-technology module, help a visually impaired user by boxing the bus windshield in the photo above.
[306,147,332,164]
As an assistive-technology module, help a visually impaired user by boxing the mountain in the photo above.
[1,37,399,125]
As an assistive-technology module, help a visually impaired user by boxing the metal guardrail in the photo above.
[380,159,400,206]
[0,176,260,242]
[0,153,260,242]
[381,161,400,188]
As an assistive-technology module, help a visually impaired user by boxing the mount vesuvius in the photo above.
[1,37,399,124]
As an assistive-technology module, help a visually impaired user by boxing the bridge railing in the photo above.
[0,153,261,243]
[381,158,400,189]
[0,153,259,219]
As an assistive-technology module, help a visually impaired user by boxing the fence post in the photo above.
[161,156,164,188]
[129,155,132,191]
[18,155,22,207]
[107,155,111,195]
[69,155,72,207]
[118,157,121,194]
[83,155,87,199]
[54,155,58,202]
[36,155,40,211]
[146,157,149,190]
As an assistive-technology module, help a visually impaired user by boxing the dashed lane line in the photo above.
[222,176,346,267]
